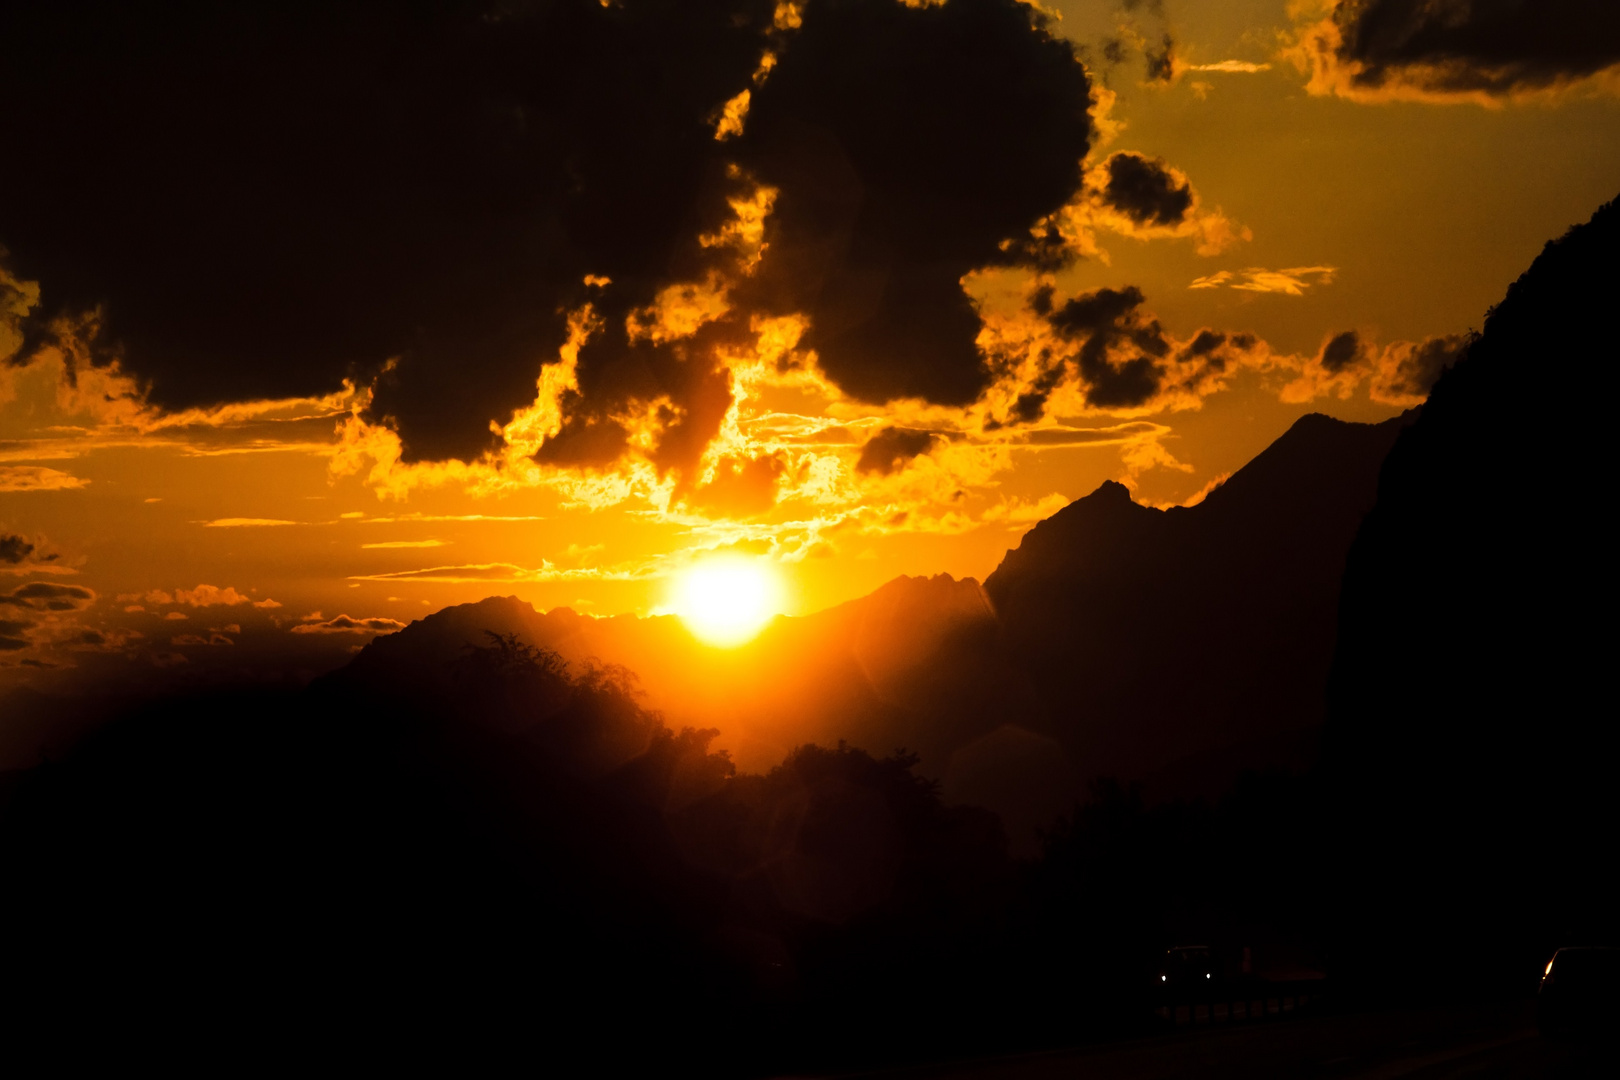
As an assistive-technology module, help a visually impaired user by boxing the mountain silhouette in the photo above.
[320,575,1006,775]
[985,411,1415,798]
[332,409,1411,844]
[1325,196,1620,989]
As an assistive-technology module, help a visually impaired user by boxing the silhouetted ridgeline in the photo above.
[1325,196,1620,992]
[982,409,1413,800]
[288,407,1411,849]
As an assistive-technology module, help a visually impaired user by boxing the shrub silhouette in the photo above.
[0,641,1032,1071]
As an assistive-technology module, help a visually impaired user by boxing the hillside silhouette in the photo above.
[1325,197,1620,992]
[1,635,1027,1070]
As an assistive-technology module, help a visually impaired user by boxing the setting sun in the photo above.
[672,558,783,647]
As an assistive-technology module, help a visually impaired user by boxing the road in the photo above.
[821,1001,1616,1079]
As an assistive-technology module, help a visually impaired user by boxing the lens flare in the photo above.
[671,558,783,647]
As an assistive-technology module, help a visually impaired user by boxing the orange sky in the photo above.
[4,0,1618,690]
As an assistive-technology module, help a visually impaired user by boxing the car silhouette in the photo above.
[1157,946,1216,1000]
[1538,946,1620,1039]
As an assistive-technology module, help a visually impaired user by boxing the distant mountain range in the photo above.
[326,408,1414,843]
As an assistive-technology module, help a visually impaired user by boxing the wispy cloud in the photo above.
[348,561,655,585]
[290,614,406,636]
[202,517,300,528]
[0,582,96,611]
[980,493,1071,525]
[117,584,281,609]
[1011,420,1169,447]
[198,513,545,529]
[0,466,89,492]
[355,513,545,524]
[1185,60,1270,74]
[170,632,235,647]
[361,539,450,549]
[1190,266,1337,295]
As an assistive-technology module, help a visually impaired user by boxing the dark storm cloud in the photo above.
[1185,330,1227,357]
[0,0,776,463]
[734,0,1094,407]
[2,0,1094,472]
[1324,0,1620,98]
[1143,33,1177,83]
[1,534,35,564]
[856,428,939,476]
[0,583,96,612]
[1100,153,1193,227]
[1112,1,1176,83]
[1010,290,1252,425]
[1046,286,1171,410]
[1319,330,1367,373]
[1010,373,1065,424]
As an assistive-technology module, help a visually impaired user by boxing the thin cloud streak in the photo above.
[1186,60,1270,73]
[1190,266,1338,295]
[203,518,299,528]
[348,562,658,585]
[360,540,451,550]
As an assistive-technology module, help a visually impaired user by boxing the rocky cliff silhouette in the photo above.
[1326,197,1620,989]
[984,410,1414,797]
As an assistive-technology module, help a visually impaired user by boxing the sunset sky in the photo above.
[4,0,1618,689]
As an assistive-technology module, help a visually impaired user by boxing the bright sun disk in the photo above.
[672,558,783,647]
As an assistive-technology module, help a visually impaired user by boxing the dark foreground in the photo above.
[831,1002,1617,1080]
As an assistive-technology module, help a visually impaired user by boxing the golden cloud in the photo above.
[117,584,280,609]
[289,614,407,636]
[1186,60,1271,74]
[360,540,451,550]
[1015,152,1251,265]
[203,518,300,528]
[0,466,88,492]
[1190,266,1338,295]
[1278,329,1468,405]
[347,561,656,585]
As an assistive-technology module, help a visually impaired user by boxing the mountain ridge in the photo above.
[330,408,1412,844]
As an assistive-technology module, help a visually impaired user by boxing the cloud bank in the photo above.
[1,0,1094,470]
[1289,0,1620,105]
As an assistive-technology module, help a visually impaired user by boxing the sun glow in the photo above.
[672,558,784,647]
